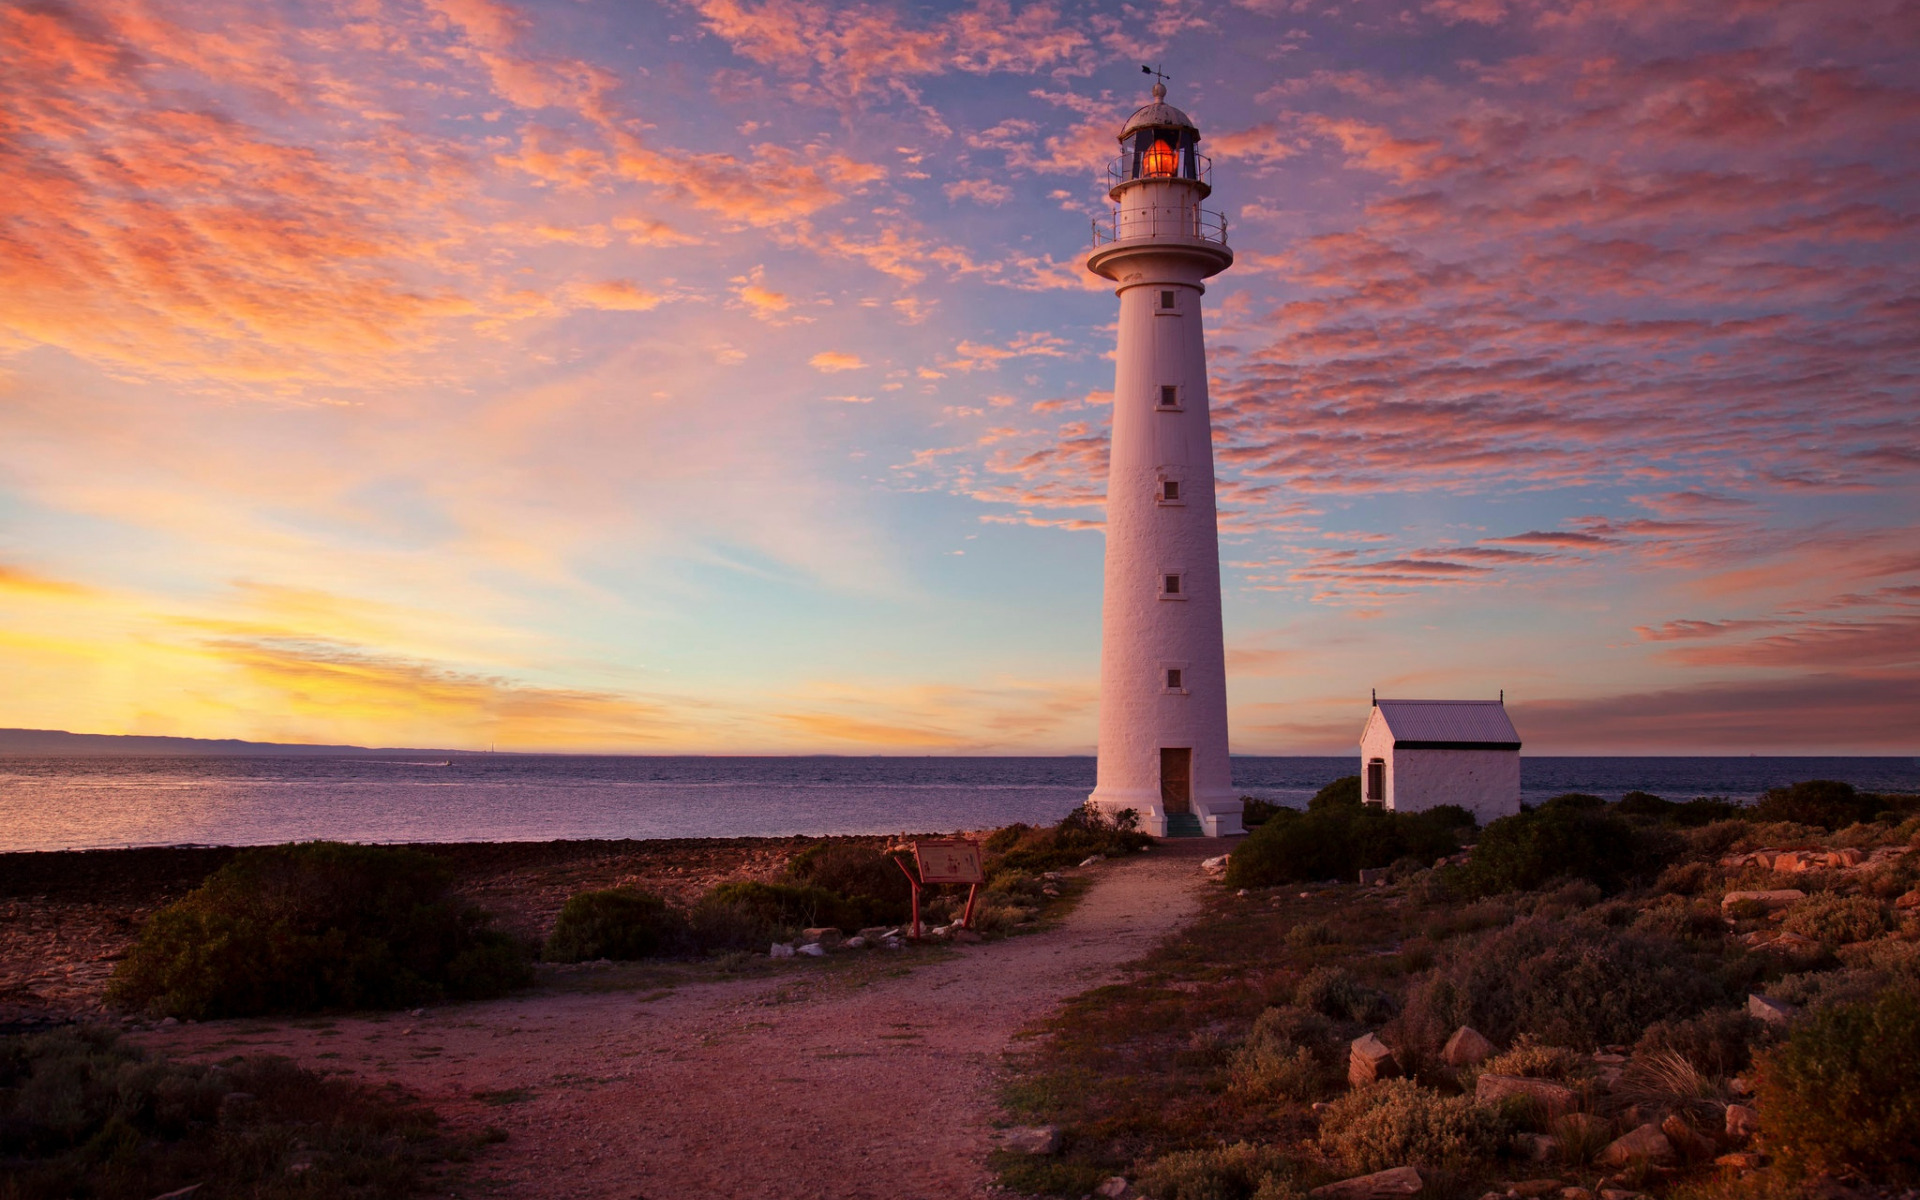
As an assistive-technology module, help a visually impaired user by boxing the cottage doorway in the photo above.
[1159,748,1192,813]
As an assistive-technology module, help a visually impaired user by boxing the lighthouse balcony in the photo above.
[1091,205,1230,248]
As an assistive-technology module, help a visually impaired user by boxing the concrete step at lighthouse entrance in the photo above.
[1163,812,1204,838]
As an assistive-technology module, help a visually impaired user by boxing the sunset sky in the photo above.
[2,0,1915,754]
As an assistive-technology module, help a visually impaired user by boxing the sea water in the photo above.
[1,754,1915,853]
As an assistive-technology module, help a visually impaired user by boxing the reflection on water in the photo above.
[1,754,1915,852]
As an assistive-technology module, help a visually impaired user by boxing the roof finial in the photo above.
[1141,63,1169,101]
[1371,688,1377,707]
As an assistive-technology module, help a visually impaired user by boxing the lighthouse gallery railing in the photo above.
[1091,205,1230,248]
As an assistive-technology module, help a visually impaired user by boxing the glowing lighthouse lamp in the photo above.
[1084,70,1239,838]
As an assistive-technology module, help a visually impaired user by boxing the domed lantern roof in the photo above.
[1120,82,1198,140]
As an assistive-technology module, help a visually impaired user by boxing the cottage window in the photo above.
[1365,758,1386,804]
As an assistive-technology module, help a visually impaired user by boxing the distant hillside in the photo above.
[0,729,463,757]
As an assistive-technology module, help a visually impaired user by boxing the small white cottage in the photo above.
[1358,697,1522,825]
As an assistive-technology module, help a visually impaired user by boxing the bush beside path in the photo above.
[124,839,1214,1199]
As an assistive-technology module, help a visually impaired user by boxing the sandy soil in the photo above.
[135,840,1214,1200]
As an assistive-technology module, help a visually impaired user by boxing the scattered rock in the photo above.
[1308,1165,1424,1200]
[769,943,795,958]
[1558,1188,1593,1200]
[1661,1113,1715,1159]
[1358,867,1390,885]
[1476,1073,1578,1117]
[951,928,982,944]
[1349,1033,1400,1088]
[1001,1125,1060,1155]
[801,928,845,949]
[148,1186,203,1200]
[844,936,868,950]
[1748,993,1797,1025]
[287,1161,312,1176]
[1598,1123,1674,1167]
[1896,889,1920,911]
[1442,1025,1495,1067]
[1513,1133,1559,1162]
[1725,1104,1759,1140]
[1599,1190,1646,1200]
[796,943,826,957]
[1079,855,1105,868]
[855,926,894,941]
[1201,855,1231,877]
[1714,1151,1766,1171]
[1729,1075,1752,1096]
[159,1016,179,1027]
[1095,1177,1136,1199]
[1502,1180,1565,1198]
[1721,889,1805,914]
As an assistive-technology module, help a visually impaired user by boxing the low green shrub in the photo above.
[1779,894,1887,945]
[544,887,685,961]
[1224,804,1463,888]
[1755,986,1920,1182]
[1399,915,1725,1053]
[1137,1141,1303,1200]
[1454,805,1674,897]
[1316,1079,1507,1173]
[1241,796,1285,827]
[1477,1035,1585,1081]
[1752,780,1883,831]
[686,880,859,949]
[1310,775,1362,811]
[1296,966,1394,1024]
[1633,1009,1761,1077]
[108,842,529,1019]
[0,1026,460,1199]
[1616,791,1671,817]
[985,805,1153,878]
[782,842,913,925]
[1231,1006,1340,1101]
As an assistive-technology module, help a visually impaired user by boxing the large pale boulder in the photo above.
[1721,889,1805,914]
[1748,993,1797,1025]
[1349,1033,1400,1087]
[1308,1166,1423,1200]
[1725,1103,1760,1140]
[1442,1026,1495,1067]
[1002,1125,1060,1155]
[1598,1123,1674,1167]
[1475,1073,1578,1117]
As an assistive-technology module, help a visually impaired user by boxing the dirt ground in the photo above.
[133,840,1213,1200]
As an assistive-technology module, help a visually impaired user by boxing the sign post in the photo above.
[891,838,985,938]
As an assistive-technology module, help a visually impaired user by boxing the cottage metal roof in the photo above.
[1373,700,1521,748]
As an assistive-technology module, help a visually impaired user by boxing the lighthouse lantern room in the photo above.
[1084,80,1239,838]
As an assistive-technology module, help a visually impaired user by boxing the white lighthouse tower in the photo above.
[1085,79,1240,838]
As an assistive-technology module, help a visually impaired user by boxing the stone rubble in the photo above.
[1308,1165,1424,1200]
[1597,1122,1674,1167]
[1348,1032,1400,1087]
[1442,1025,1495,1067]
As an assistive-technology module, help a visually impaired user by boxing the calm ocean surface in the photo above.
[2,755,1917,853]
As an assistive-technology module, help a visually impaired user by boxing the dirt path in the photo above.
[139,841,1215,1200]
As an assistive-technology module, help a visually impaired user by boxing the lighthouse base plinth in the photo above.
[1087,788,1245,839]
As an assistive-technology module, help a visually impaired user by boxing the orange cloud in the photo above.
[809,351,867,372]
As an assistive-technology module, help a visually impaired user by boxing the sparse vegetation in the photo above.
[996,777,1920,1198]
[0,1026,476,1199]
[1755,985,1920,1182]
[544,887,686,962]
[1223,789,1465,888]
[108,842,530,1019]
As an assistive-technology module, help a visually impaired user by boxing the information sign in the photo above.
[914,839,984,885]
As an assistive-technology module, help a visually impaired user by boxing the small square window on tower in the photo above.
[1159,570,1186,599]
[1161,479,1180,502]
[1160,290,1176,310]
[1166,667,1183,689]
[1159,385,1179,408]
[1159,660,1190,694]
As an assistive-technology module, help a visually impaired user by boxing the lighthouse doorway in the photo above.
[1159,748,1192,813]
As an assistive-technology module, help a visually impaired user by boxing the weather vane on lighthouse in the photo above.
[1084,71,1239,838]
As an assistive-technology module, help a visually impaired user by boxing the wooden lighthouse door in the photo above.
[1160,748,1192,813]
